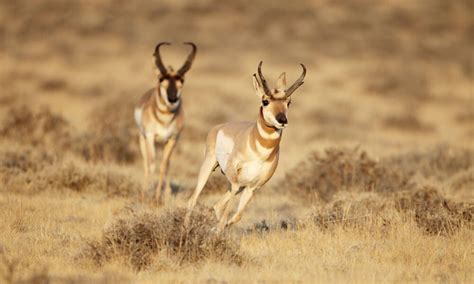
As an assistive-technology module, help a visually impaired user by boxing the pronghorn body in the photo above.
[134,88,184,143]
[135,42,196,202]
[186,61,306,230]
[212,111,280,187]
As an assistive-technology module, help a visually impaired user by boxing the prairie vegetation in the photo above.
[0,0,472,283]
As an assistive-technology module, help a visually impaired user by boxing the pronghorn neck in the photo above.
[249,107,282,159]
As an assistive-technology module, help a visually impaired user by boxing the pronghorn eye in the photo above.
[262,100,269,106]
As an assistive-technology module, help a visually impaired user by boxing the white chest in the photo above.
[152,120,175,142]
[238,159,273,185]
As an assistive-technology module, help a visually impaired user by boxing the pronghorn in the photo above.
[186,61,306,230]
[134,42,197,202]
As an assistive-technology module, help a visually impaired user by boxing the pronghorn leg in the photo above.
[144,134,157,197]
[184,152,217,225]
[138,134,149,199]
[155,137,177,203]
[227,187,256,227]
[213,190,233,220]
[216,183,240,231]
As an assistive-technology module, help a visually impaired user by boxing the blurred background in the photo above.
[0,0,472,188]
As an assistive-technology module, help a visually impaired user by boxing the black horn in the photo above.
[285,64,306,97]
[177,42,197,77]
[153,42,171,75]
[257,61,272,96]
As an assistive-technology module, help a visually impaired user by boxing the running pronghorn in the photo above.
[135,42,197,202]
[186,61,306,230]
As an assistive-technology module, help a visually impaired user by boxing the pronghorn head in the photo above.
[153,42,197,110]
[252,61,306,129]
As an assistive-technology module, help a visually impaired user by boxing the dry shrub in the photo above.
[0,102,140,164]
[282,147,414,203]
[308,187,472,236]
[310,193,393,230]
[385,145,474,181]
[0,145,58,192]
[396,186,473,236]
[0,105,72,147]
[84,207,242,271]
[34,162,141,197]
[0,145,140,197]
[72,96,140,164]
[283,146,473,203]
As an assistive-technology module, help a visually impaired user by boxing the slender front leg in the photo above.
[142,134,156,198]
[138,134,149,199]
[227,187,256,227]
[184,151,218,227]
[155,136,177,203]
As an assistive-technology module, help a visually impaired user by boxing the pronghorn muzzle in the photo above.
[276,113,288,125]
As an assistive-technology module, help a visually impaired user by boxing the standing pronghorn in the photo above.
[186,61,306,230]
[135,42,197,202]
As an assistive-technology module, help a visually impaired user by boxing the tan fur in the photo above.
[136,42,196,203]
[135,87,184,202]
[186,62,306,230]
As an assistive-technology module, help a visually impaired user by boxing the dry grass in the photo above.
[83,207,242,271]
[74,96,141,164]
[0,0,473,282]
[396,186,473,236]
[0,105,72,148]
[0,144,140,197]
[281,147,414,203]
[282,146,473,203]
[309,187,473,236]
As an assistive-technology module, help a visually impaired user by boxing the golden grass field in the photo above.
[0,0,473,283]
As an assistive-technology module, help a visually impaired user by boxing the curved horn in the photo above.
[177,42,197,77]
[285,63,306,97]
[257,61,272,96]
[153,42,171,75]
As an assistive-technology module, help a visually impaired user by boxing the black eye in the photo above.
[262,100,269,106]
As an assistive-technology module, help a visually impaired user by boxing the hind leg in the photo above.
[213,191,232,220]
[227,187,256,227]
[155,136,177,203]
[214,183,243,220]
[215,183,241,231]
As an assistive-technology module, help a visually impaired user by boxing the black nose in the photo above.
[276,113,287,125]
[167,90,178,103]
[168,95,178,103]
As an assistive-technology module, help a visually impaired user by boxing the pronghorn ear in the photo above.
[276,72,287,91]
[252,74,266,98]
